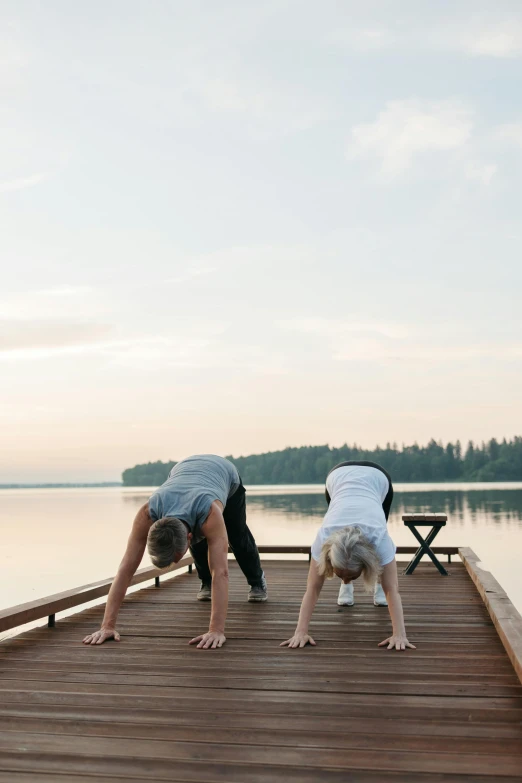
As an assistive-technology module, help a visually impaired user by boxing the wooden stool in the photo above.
[402,514,448,575]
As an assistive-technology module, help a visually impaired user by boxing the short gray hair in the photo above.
[147,517,188,568]
[317,526,381,591]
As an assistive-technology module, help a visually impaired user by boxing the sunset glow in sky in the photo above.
[1,1,521,481]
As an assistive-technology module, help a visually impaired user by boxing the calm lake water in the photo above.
[1,483,522,632]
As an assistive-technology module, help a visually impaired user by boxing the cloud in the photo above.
[0,328,212,363]
[460,21,522,58]
[99,335,216,367]
[496,122,522,148]
[278,318,408,340]
[0,313,283,375]
[0,105,68,194]
[165,266,216,284]
[0,287,96,320]
[0,331,208,363]
[103,331,287,375]
[0,320,113,354]
[279,317,411,362]
[195,74,328,140]
[278,318,522,364]
[465,161,497,185]
[333,340,522,363]
[328,17,522,59]
[169,244,315,278]
[328,27,397,52]
[0,24,28,92]
[347,100,473,178]
[91,28,329,142]
[279,318,410,364]
[33,285,93,297]
[0,173,46,193]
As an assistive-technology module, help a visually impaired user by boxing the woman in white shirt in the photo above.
[281,461,415,652]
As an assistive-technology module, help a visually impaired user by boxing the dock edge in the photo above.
[459,547,522,685]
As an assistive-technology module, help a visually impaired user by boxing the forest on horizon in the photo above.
[122,437,522,487]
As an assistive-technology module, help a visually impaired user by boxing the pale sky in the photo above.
[1,1,521,482]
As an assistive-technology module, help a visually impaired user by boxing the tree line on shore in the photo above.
[121,437,522,486]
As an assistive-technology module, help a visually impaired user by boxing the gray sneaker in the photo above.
[197,582,211,601]
[248,574,267,602]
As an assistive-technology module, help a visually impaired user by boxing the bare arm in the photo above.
[378,559,416,651]
[189,503,229,649]
[281,559,325,648]
[82,503,152,645]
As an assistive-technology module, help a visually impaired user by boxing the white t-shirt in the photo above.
[311,465,396,567]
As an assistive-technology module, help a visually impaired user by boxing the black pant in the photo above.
[189,483,264,586]
[325,460,394,520]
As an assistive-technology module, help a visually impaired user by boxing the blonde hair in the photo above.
[317,526,381,591]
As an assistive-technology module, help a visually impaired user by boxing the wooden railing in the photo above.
[257,545,459,557]
[459,547,522,685]
[0,545,459,634]
[0,557,194,634]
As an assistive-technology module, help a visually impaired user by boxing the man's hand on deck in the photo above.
[82,627,121,645]
[189,630,226,649]
[378,634,416,651]
[280,632,316,648]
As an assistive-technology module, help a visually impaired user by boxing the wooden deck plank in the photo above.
[1,559,522,780]
[2,730,522,776]
[0,673,515,692]
[1,702,521,739]
[1,658,518,682]
[0,669,519,697]
[1,688,521,724]
[2,716,522,755]
[1,758,521,783]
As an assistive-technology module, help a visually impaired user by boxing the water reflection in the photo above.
[246,493,327,517]
[395,490,522,523]
[244,489,522,525]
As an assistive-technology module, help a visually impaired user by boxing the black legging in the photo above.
[189,482,263,586]
[325,460,394,520]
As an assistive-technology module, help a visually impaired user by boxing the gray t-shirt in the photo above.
[148,455,240,542]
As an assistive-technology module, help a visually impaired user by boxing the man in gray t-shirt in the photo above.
[83,454,266,651]
[148,455,241,544]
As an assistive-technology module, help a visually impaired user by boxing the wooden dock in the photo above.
[1,550,522,782]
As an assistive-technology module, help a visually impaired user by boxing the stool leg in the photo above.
[404,526,448,576]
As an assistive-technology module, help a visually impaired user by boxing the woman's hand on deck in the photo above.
[280,632,316,648]
[82,627,120,645]
[189,631,226,649]
[378,634,416,651]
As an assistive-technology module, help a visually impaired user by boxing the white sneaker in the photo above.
[337,582,354,606]
[373,583,388,607]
